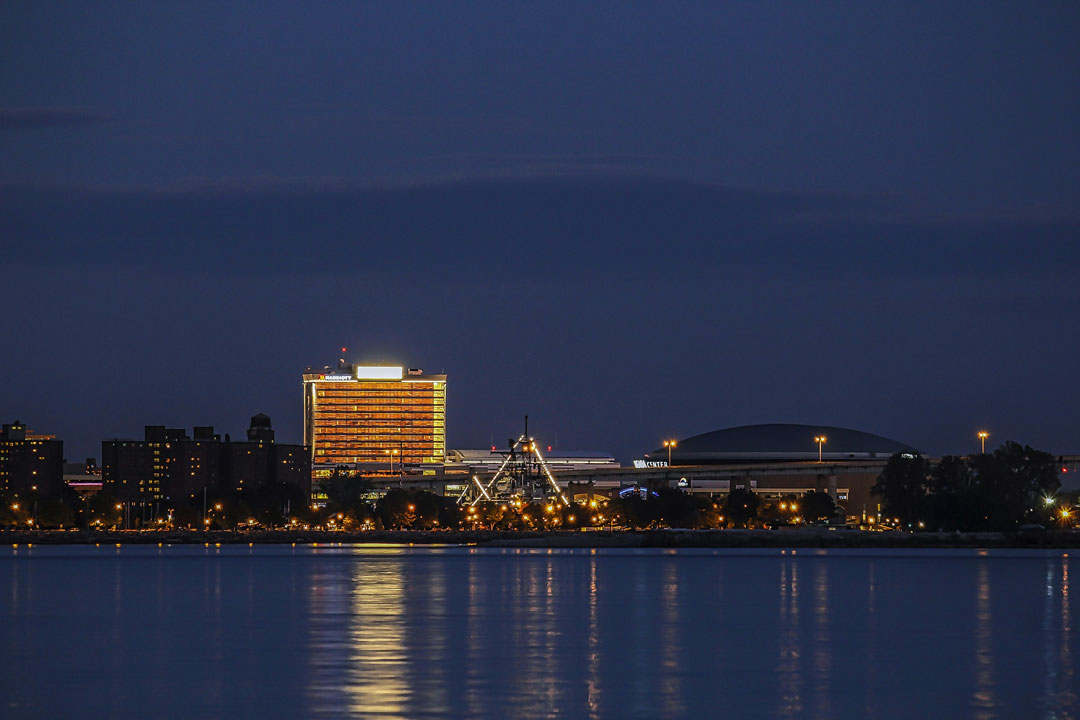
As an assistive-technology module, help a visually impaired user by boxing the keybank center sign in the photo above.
[633,460,669,468]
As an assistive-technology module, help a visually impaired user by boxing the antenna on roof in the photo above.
[339,346,347,371]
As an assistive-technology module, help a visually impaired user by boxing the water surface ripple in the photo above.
[1,545,1075,719]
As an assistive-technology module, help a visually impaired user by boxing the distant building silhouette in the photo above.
[101,414,309,502]
[0,420,64,498]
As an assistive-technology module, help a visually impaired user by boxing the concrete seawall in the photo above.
[3,528,1079,548]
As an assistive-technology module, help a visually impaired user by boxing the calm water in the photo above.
[1,544,1076,719]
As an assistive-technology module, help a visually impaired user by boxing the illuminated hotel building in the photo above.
[302,363,447,490]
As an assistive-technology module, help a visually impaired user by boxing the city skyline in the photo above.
[5,350,1072,467]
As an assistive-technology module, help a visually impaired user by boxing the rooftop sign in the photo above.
[355,366,404,380]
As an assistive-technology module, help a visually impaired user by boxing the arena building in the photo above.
[643,423,918,466]
[573,423,924,520]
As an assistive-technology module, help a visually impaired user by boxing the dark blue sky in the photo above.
[2,2,1078,462]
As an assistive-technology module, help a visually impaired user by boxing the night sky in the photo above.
[2,2,1078,463]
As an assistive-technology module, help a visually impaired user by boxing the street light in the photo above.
[977,430,989,455]
[814,436,827,463]
[663,439,677,467]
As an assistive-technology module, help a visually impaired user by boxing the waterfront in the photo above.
[4,527,1080,548]
[2,545,1077,719]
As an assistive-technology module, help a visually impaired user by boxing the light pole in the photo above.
[663,439,676,467]
[814,435,827,463]
[977,430,989,455]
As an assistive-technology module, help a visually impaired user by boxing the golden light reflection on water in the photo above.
[344,561,408,718]
[1060,559,1076,716]
[464,550,482,720]
[586,557,601,720]
[307,551,409,719]
[288,547,1080,719]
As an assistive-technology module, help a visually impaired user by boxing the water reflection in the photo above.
[587,556,601,719]
[307,551,408,718]
[863,562,878,718]
[1,546,1016,719]
[659,557,683,719]
[812,562,832,720]
[345,558,407,717]
[776,558,802,718]
[1062,559,1076,717]
[464,551,483,720]
[972,562,995,720]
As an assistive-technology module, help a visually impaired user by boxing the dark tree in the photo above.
[872,453,931,526]
[654,488,707,528]
[376,488,414,529]
[609,492,658,529]
[800,490,836,524]
[969,441,1060,529]
[412,491,445,529]
[723,488,759,528]
[926,455,977,530]
[35,498,77,528]
[88,492,123,528]
[437,500,462,529]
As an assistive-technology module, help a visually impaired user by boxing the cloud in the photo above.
[0,171,1076,279]
[0,107,118,130]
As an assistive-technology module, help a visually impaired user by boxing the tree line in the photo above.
[872,441,1065,531]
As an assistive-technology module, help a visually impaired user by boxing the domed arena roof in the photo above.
[648,423,917,464]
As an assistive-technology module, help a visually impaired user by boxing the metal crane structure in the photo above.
[457,417,570,507]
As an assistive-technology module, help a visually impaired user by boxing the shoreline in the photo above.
[3,527,1079,549]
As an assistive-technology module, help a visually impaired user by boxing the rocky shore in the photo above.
[3,527,1078,549]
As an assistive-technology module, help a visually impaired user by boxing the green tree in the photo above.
[872,453,931,526]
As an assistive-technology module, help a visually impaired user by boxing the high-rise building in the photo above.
[0,421,65,498]
[302,362,447,491]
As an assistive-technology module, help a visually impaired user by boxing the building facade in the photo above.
[0,421,65,498]
[102,415,310,503]
[303,363,447,494]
